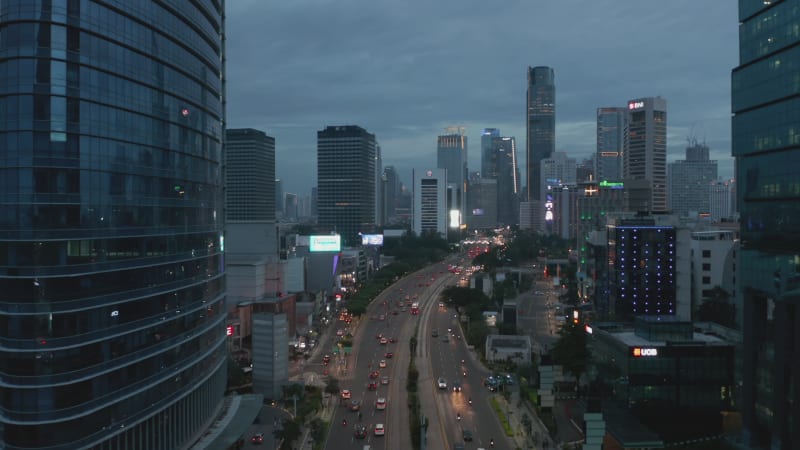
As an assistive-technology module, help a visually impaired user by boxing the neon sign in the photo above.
[599,180,624,189]
[632,347,658,357]
[628,101,645,110]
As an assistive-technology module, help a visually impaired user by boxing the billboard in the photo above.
[361,234,384,246]
[309,235,341,252]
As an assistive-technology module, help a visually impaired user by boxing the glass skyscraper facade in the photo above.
[317,125,377,246]
[623,97,668,212]
[0,2,227,449]
[733,1,800,448]
[225,129,275,222]
[526,66,555,202]
[596,107,625,182]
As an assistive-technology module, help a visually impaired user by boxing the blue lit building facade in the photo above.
[606,219,678,321]
[0,2,227,449]
[733,1,800,448]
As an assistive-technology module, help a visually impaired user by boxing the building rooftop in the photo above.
[613,330,727,347]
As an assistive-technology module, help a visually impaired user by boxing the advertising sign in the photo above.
[361,234,384,246]
[309,235,341,252]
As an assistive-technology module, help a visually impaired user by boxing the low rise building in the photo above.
[485,334,532,365]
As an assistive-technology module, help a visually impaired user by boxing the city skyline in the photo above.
[226,1,738,197]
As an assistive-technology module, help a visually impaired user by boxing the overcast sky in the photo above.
[225,0,739,197]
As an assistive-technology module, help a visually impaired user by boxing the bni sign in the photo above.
[628,100,645,110]
[632,347,658,357]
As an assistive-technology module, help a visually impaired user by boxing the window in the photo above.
[702,276,711,284]
[702,250,711,258]
[702,263,711,271]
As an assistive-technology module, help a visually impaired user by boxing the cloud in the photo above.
[226,0,739,195]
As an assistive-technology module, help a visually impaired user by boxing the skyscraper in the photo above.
[436,127,468,230]
[0,2,227,449]
[596,107,626,182]
[317,125,377,246]
[526,66,556,202]
[733,1,800,448]
[667,141,717,217]
[623,97,668,212]
[481,128,501,177]
[412,169,447,237]
[492,136,520,226]
[226,129,276,222]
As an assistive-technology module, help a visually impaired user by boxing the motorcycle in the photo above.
[456,412,461,421]
[468,398,472,406]
[342,419,347,427]
[490,438,495,447]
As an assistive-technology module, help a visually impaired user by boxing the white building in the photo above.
[412,168,447,237]
[690,229,738,320]
[710,179,735,222]
[485,334,532,364]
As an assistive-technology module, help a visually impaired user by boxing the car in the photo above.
[431,330,439,337]
[384,351,394,358]
[341,389,352,400]
[374,423,385,436]
[369,371,380,379]
[504,374,515,385]
[353,424,367,439]
[322,354,331,365]
[350,400,361,411]
[441,335,449,343]
[251,433,264,444]
[367,381,377,391]
[336,329,344,336]
[379,359,387,368]
[462,429,473,442]
[378,314,385,321]
[376,397,387,410]
[452,381,462,392]
[381,375,390,385]
[380,337,388,345]
[437,377,447,389]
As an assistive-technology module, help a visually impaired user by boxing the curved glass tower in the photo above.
[0,1,227,449]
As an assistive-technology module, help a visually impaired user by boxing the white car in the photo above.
[379,337,388,345]
[376,397,387,410]
[437,377,447,389]
[379,359,387,368]
[341,389,351,400]
[380,376,390,385]
[374,423,385,436]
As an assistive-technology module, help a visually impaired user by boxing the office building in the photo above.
[275,178,284,217]
[317,125,377,247]
[596,107,626,182]
[382,166,401,224]
[374,144,383,227]
[0,3,227,449]
[252,313,289,400]
[668,141,718,217]
[587,318,735,445]
[733,1,800,448]
[466,172,498,230]
[690,230,738,322]
[437,127,468,229]
[226,129,276,222]
[709,180,735,222]
[412,169,447,237]
[526,66,556,202]
[623,97,668,212]
[492,136,521,226]
[604,214,691,321]
[481,128,501,178]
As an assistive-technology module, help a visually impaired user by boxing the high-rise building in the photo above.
[709,180,734,222]
[596,107,626,182]
[275,178,284,217]
[317,125,377,246]
[526,66,556,202]
[374,144,383,227]
[382,166,401,223]
[466,172,498,230]
[412,169,447,237]
[733,2,800,448]
[481,128,501,177]
[226,129,276,222]
[492,136,520,226]
[437,127,468,229]
[667,141,718,217]
[623,97,668,212]
[0,2,227,449]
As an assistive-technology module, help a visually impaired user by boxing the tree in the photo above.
[696,286,736,328]
[325,376,340,395]
[551,321,589,387]
[273,418,302,450]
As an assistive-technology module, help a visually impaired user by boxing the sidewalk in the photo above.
[496,389,559,450]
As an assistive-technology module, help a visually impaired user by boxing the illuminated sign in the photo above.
[628,101,645,110]
[599,180,624,189]
[585,325,593,334]
[361,234,384,246]
[632,347,659,357]
[226,325,234,336]
[600,152,619,157]
[309,235,342,252]
[449,210,461,229]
